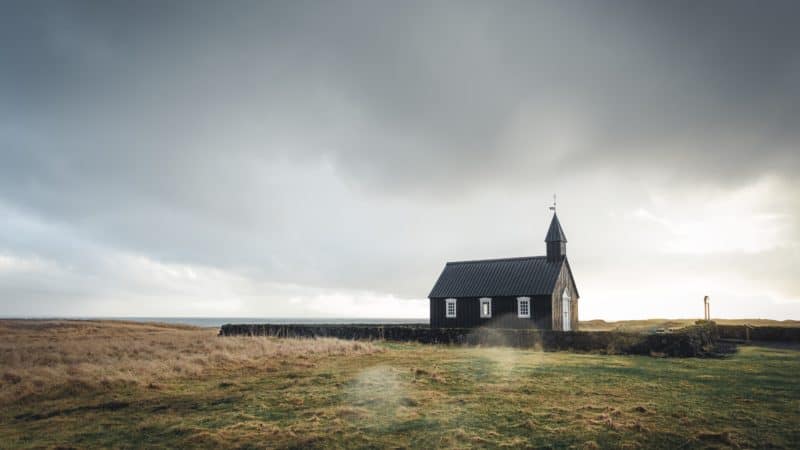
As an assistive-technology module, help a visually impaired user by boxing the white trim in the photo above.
[479,297,492,318]
[445,298,457,318]
[562,288,571,331]
[517,297,531,318]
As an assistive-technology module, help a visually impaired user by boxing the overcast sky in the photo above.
[1,0,799,320]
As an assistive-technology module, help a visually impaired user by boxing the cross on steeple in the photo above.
[549,194,557,212]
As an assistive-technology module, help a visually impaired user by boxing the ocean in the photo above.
[2,317,428,328]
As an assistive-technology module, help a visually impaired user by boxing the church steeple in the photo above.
[545,199,567,262]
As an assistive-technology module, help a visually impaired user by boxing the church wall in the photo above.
[550,261,579,331]
[429,296,552,329]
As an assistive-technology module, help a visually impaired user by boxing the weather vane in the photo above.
[549,194,557,212]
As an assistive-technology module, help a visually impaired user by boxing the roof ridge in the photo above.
[446,255,547,265]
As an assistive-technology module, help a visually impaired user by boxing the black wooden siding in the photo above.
[430,296,552,329]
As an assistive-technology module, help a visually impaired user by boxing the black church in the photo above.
[428,211,579,330]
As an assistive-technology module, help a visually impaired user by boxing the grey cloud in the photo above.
[4,1,799,190]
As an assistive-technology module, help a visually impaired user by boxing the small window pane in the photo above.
[517,297,531,318]
[446,299,457,318]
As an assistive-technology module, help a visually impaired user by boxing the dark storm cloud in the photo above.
[4,1,799,189]
[1,0,799,314]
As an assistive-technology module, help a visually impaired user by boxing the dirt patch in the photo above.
[399,397,418,407]
[696,431,740,448]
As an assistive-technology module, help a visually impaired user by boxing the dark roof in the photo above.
[428,256,564,298]
[545,213,567,242]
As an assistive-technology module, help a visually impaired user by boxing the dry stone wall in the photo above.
[718,325,800,342]
[219,322,720,357]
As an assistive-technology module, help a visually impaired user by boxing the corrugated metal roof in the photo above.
[545,213,567,242]
[428,256,563,298]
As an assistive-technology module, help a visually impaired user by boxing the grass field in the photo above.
[1,320,799,449]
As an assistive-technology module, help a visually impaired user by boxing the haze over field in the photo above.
[1,1,799,320]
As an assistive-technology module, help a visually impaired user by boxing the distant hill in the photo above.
[579,318,800,332]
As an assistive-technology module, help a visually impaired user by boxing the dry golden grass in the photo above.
[0,320,381,405]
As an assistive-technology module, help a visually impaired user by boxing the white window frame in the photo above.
[517,296,531,318]
[445,298,457,318]
[479,297,492,318]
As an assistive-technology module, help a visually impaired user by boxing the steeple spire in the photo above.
[545,201,567,262]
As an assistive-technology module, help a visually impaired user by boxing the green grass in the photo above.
[2,337,799,449]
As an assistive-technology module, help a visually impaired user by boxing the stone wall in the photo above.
[219,322,719,357]
[718,325,800,342]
